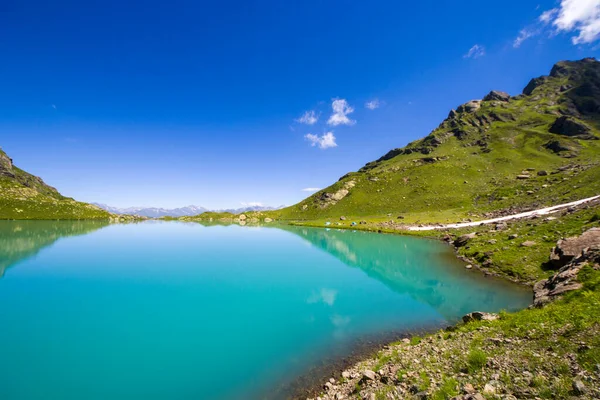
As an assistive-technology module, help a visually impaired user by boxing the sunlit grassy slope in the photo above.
[269,58,600,224]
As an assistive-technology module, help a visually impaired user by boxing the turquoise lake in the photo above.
[0,221,531,399]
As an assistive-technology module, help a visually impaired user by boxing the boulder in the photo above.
[516,174,530,179]
[462,311,499,323]
[360,370,377,382]
[238,214,247,221]
[549,116,594,139]
[454,233,477,247]
[264,218,273,223]
[534,247,600,307]
[551,227,600,267]
[339,216,346,221]
[483,90,510,102]
[521,241,537,247]
[537,170,548,176]
[457,100,481,113]
[495,222,508,231]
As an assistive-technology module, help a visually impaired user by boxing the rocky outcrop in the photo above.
[534,246,600,307]
[0,148,15,178]
[483,90,510,102]
[523,76,548,96]
[549,116,595,139]
[318,180,356,208]
[550,227,600,267]
[456,100,481,113]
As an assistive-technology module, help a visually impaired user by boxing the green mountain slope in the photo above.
[276,58,600,224]
[0,147,111,220]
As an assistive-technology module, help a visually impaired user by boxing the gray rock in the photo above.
[516,174,531,179]
[483,90,510,102]
[521,241,537,247]
[495,223,508,231]
[549,116,594,139]
[462,311,499,323]
[340,216,347,221]
[551,228,600,267]
[508,234,519,240]
[455,233,477,247]
[572,379,586,395]
[361,370,377,382]
[457,100,481,113]
[537,170,548,176]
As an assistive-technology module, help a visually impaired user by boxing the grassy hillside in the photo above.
[273,58,600,224]
[0,147,111,220]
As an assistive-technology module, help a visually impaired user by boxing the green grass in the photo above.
[432,377,459,400]
[466,348,488,373]
[262,59,600,225]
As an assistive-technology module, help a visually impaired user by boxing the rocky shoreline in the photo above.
[305,228,600,400]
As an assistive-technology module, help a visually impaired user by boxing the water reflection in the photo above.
[0,220,110,277]
[278,225,532,321]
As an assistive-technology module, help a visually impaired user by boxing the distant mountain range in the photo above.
[91,203,284,218]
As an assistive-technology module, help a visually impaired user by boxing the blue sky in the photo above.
[1,0,599,209]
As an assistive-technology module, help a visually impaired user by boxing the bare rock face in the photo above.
[549,116,595,139]
[551,228,600,267]
[0,148,15,178]
[457,100,481,113]
[523,76,548,96]
[483,90,510,102]
[318,180,355,209]
[534,246,600,307]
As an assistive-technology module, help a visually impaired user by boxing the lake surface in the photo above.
[0,221,531,399]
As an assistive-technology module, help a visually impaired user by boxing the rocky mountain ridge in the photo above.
[274,58,600,223]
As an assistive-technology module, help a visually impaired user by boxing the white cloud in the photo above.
[305,132,337,149]
[301,187,321,192]
[51,104,57,109]
[553,0,600,44]
[295,110,318,125]
[518,1,600,47]
[513,28,539,47]
[540,8,559,23]
[463,44,485,59]
[240,202,263,207]
[327,99,356,126]
[365,99,381,110]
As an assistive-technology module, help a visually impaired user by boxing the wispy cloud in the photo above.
[295,110,318,125]
[301,187,321,192]
[365,99,381,110]
[515,0,600,47]
[51,104,57,109]
[305,132,337,149]
[327,99,356,126]
[513,28,539,48]
[463,44,485,59]
[241,202,263,207]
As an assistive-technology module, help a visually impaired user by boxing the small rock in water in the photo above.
[465,264,473,269]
